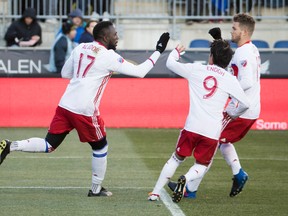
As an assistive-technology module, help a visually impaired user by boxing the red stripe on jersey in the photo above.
[93,73,112,115]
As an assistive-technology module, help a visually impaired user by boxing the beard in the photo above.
[108,43,116,50]
[231,35,240,43]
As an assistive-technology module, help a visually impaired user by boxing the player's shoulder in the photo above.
[191,62,205,70]
[235,42,254,54]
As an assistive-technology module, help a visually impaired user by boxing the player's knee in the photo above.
[89,137,107,150]
[45,132,68,150]
[174,152,186,161]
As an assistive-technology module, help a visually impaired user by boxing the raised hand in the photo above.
[156,32,170,53]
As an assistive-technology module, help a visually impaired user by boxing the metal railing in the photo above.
[1,0,287,20]
[0,0,287,40]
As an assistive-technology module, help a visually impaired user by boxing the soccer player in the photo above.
[169,13,261,199]
[0,21,170,197]
[148,39,250,203]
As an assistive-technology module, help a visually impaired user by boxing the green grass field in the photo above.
[0,128,287,216]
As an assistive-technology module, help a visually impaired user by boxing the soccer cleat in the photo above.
[168,181,197,199]
[168,181,177,191]
[172,175,186,203]
[0,140,11,165]
[147,192,160,201]
[87,187,113,197]
[230,168,248,197]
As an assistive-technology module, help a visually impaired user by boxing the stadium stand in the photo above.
[273,40,288,48]
[189,39,210,48]
[252,40,270,48]
[229,41,238,48]
[0,0,287,49]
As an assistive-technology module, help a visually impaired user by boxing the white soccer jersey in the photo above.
[167,49,249,140]
[228,41,261,119]
[59,41,160,116]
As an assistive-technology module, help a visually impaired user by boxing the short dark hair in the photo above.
[93,21,113,40]
[210,39,233,69]
[85,20,97,31]
[233,13,255,36]
[62,22,75,34]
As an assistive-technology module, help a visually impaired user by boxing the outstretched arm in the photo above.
[114,32,170,78]
[166,44,195,79]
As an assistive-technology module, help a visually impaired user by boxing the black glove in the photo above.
[156,32,170,53]
[208,27,222,40]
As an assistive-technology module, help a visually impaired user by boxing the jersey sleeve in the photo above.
[107,50,161,78]
[61,49,74,79]
[234,49,254,91]
[225,76,250,118]
[166,48,197,79]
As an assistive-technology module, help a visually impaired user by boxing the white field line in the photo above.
[7,156,288,161]
[0,186,147,189]
[113,132,185,216]
[0,186,186,216]
[159,189,186,216]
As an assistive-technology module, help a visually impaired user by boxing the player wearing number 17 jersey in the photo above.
[0,21,170,197]
[148,40,250,202]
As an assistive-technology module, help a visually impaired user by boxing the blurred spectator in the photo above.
[57,8,86,44]
[4,8,42,47]
[46,22,76,73]
[186,0,205,25]
[75,0,111,20]
[79,20,98,43]
[234,0,253,13]
[68,8,86,43]
[211,0,228,16]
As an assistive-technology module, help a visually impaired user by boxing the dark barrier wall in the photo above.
[0,49,288,77]
[0,78,287,130]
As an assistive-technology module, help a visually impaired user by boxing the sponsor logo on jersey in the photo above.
[117,57,124,63]
[240,60,247,67]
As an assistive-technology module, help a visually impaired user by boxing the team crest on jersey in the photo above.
[240,60,247,67]
[117,57,124,63]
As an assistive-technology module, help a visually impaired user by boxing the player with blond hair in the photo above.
[169,13,261,199]
[148,38,250,202]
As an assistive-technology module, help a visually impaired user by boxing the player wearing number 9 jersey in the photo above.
[0,21,170,197]
[148,39,250,202]
[181,14,261,199]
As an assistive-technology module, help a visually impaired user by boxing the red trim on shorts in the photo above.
[49,106,106,142]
